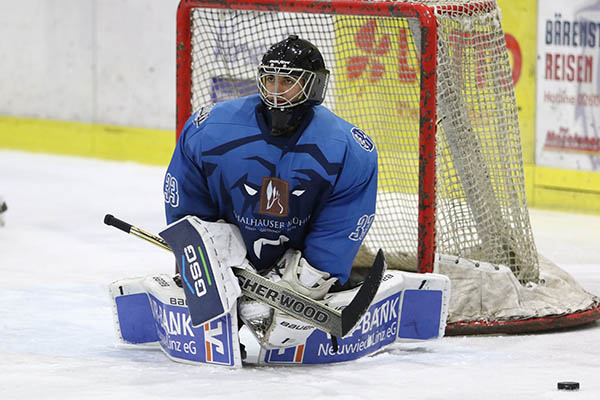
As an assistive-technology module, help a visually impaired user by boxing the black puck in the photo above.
[557,381,580,391]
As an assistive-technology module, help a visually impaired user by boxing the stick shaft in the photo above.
[104,214,171,252]
[103,213,381,337]
[130,226,172,252]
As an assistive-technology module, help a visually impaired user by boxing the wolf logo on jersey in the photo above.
[259,177,288,217]
[165,94,377,283]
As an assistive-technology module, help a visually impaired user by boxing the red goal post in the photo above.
[177,0,438,274]
[175,0,600,334]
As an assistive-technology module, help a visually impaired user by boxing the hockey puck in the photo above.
[557,381,580,391]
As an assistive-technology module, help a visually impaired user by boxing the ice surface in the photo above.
[1,150,599,399]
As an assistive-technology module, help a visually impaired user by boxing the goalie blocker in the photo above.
[158,216,246,327]
[109,270,450,367]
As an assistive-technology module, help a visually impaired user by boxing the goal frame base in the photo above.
[445,304,600,335]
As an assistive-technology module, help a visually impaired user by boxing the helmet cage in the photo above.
[257,65,329,109]
[257,66,315,109]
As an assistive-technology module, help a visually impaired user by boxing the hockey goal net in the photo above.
[176,0,600,334]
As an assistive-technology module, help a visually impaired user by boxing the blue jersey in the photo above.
[164,94,377,283]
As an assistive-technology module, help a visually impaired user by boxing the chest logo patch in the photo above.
[259,177,289,217]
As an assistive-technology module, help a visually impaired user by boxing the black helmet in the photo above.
[257,35,330,109]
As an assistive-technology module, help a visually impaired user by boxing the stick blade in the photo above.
[340,249,386,336]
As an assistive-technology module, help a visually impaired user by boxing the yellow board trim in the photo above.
[0,116,175,166]
[1,116,600,215]
[535,166,600,193]
[533,186,600,215]
[531,166,600,214]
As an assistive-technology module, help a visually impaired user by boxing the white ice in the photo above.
[0,149,599,400]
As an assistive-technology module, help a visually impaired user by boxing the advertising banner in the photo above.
[333,16,421,191]
[536,0,600,171]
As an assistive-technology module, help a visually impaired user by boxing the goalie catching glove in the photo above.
[239,249,337,349]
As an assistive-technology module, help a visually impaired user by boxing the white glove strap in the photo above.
[279,249,337,300]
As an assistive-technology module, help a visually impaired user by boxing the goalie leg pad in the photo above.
[109,277,159,345]
[144,274,242,368]
[159,216,245,326]
[110,274,243,368]
[257,270,451,365]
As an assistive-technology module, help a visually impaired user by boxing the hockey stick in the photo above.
[103,214,386,337]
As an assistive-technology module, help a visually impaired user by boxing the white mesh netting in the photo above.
[181,0,599,327]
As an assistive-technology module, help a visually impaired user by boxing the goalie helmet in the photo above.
[257,35,330,136]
